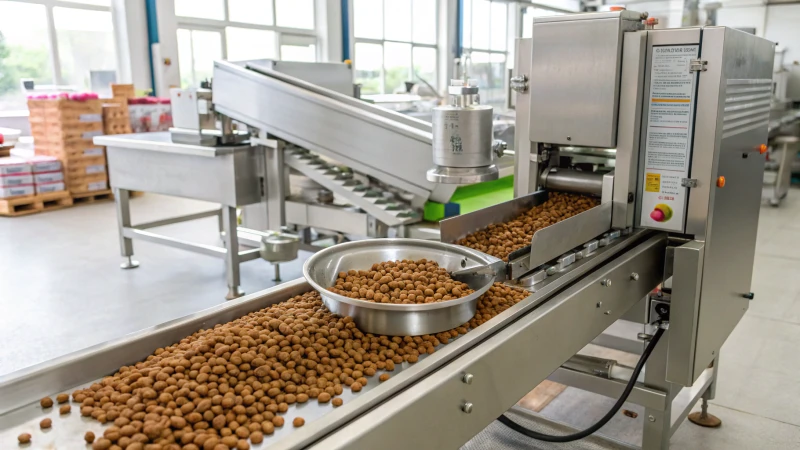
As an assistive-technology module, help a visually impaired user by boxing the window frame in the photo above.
[352,0,440,96]
[460,0,511,107]
[0,0,119,88]
[173,0,319,63]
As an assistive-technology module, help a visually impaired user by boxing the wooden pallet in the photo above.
[71,189,114,204]
[0,191,73,217]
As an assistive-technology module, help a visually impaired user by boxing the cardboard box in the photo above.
[34,171,64,183]
[25,155,62,173]
[0,184,35,198]
[0,173,34,187]
[70,180,108,195]
[0,157,31,175]
[36,181,66,194]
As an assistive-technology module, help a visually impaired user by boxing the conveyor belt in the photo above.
[0,232,653,449]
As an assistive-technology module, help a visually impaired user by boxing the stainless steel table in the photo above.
[95,132,268,299]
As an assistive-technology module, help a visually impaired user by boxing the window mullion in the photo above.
[44,3,63,86]
[381,43,386,94]
[189,31,198,87]
[272,0,278,28]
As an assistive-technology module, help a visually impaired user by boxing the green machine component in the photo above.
[423,175,514,222]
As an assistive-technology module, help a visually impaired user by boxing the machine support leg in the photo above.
[217,207,224,238]
[273,264,281,282]
[642,408,671,449]
[115,188,139,269]
[641,326,676,449]
[222,206,244,300]
[688,392,722,428]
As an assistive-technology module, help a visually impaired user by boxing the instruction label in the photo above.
[640,44,699,232]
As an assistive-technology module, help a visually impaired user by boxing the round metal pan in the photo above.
[303,239,497,336]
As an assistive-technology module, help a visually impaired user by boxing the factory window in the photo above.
[353,0,438,96]
[174,0,318,88]
[461,0,508,106]
[0,0,117,112]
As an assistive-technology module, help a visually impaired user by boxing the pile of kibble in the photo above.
[20,283,528,449]
[327,259,473,304]
[457,192,599,261]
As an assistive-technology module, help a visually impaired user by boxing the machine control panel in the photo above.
[639,44,700,232]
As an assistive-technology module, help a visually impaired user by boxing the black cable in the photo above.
[497,326,666,443]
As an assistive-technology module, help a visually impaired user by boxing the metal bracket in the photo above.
[250,136,280,149]
[510,75,529,93]
[689,59,708,72]
[681,178,699,188]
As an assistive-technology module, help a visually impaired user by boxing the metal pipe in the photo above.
[543,168,605,196]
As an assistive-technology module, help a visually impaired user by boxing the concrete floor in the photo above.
[1,192,800,448]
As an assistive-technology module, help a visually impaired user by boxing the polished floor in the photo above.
[1,192,800,448]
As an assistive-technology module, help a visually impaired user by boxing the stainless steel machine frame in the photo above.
[4,12,776,450]
[96,133,287,300]
[486,13,772,449]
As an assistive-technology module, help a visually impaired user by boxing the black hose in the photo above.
[497,326,666,443]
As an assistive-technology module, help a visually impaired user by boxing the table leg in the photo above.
[217,207,225,239]
[115,188,139,269]
[223,206,244,300]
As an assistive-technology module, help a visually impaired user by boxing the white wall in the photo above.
[763,4,800,99]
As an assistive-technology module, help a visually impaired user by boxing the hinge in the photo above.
[689,59,708,72]
[510,75,528,93]
[681,178,698,188]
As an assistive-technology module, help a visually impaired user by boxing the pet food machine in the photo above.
[1,11,774,450]
[97,60,513,299]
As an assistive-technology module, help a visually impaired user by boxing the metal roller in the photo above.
[543,168,605,196]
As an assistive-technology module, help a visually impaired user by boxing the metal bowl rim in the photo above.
[303,238,495,312]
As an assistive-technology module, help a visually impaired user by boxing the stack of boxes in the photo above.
[28,96,110,197]
[0,158,34,199]
[28,155,65,194]
[103,84,134,136]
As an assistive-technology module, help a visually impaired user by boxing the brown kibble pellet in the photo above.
[92,438,112,450]
[60,404,72,414]
[40,418,52,429]
[85,431,96,443]
[379,373,390,382]
[40,397,53,408]
[293,417,305,427]
[332,398,343,407]
[350,382,362,392]
[237,440,250,450]
[317,392,331,403]
[272,416,284,427]
[251,430,265,442]
[56,393,69,404]
[18,433,31,444]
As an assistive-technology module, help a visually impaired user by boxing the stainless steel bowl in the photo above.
[302,239,498,336]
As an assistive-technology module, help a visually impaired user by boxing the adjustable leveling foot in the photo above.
[688,398,722,428]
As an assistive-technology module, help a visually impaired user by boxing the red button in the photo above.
[716,176,726,188]
[759,144,768,154]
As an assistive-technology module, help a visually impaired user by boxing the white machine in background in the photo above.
[61,10,778,450]
[763,47,800,207]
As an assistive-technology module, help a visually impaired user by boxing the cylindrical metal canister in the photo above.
[431,104,493,168]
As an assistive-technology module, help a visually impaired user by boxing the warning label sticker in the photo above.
[645,173,661,193]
